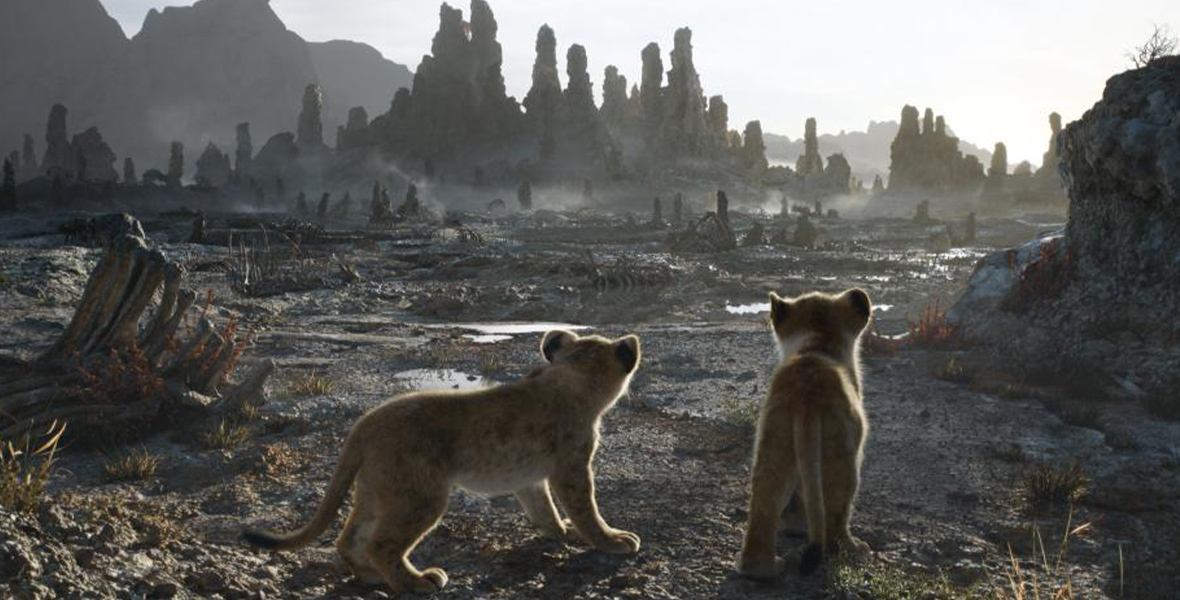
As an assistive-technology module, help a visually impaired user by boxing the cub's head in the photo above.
[768,288,872,360]
[540,329,641,392]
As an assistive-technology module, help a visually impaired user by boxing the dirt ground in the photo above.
[1,208,1177,600]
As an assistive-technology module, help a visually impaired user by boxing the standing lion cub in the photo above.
[243,330,642,595]
[737,289,873,579]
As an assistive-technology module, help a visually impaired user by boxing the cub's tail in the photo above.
[242,436,362,551]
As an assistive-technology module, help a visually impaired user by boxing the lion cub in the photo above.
[737,289,872,579]
[243,330,642,595]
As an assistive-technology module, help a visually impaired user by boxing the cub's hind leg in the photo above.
[335,481,382,584]
[516,480,576,542]
[364,485,451,595]
[738,422,798,580]
[822,440,869,556]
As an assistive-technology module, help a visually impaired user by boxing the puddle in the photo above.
[426,322,590,343]
[725,303,894,315]
[395,369,489,391]
[726,302,769,315]
[465,334,514,344]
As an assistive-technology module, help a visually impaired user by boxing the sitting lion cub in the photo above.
[243,330,642,595]
[738,289,873,579]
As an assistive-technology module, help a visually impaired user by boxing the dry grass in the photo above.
[421,343,456,370]
[203,419,251,450]
[827,515,1097,600]
[102,446,161,482]
[0,421,65,513]
[258,442,307,476]
[1020,461,1089,514]
[286,370,336,397]
[931,355,975,384]
[906,299,959,347]
[477,352,507,379]
[718,396,760,430]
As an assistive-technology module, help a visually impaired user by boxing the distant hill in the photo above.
[766,121,993,183]
[0,0,413,169]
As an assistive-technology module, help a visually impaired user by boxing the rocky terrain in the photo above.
[0,201,1176,600]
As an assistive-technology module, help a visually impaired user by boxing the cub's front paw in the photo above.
[841,535,871,555]
[736,552,786,581]
[597,529,641,554]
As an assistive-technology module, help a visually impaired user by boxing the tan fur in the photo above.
[243,330,642,595]
[737,289,873,579]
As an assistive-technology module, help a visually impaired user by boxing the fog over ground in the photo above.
[106,0,1172,166]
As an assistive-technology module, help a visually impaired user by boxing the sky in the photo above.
[105,0,1175,166]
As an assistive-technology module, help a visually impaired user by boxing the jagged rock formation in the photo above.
[741,121,768,172]
[251,134,301,196]
[235,123,254,182]
[795,118,824,176]
[983,142,1008,199]
[297,85,326,150]
[1038,112,1063,179]
[524,25,564,141]
[782,119,851,200]
[1,159,15,212]
[640,43,664,144]
[123,157,138,186]
[166,142,184,187]
[601,66,630,129]
[20,134,38,181]
[338,107,373,152]
[657,29,713,158]
[195,143,232,187]
[517,180,533,210]
[71,127,118,182]
[0,0,412,170]
[887,105,985,194]
[41,104,74,177]
[378,1,522,163]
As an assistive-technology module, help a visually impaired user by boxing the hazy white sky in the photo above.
[106,0,1175,166]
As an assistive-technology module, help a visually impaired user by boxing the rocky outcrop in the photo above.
[657,29,712,158]
[887,105,985,194]
[71,126,118,182]
[297,85,326,150]
[952,57,1180,386]
[601,66,630,129]
[338,107,373,152]
[166,142,185,187]
[741,121,768,172]
[1061,56,1180,300]
[41,104,74,177]
[523,24,564,146]
[235,123,253,182]
[195,142,232,187]
[795,118,824,177]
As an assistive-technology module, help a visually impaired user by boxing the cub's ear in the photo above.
[541,330,576,362]
[843,288,872,322]
[615,335,640,373]
[768,292,792,327]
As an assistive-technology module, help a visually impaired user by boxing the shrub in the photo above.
[103,447,161,482]
[1020,461,1088,513]
[0,421,65,513]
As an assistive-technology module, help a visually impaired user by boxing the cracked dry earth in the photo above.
[2,214,1179,600]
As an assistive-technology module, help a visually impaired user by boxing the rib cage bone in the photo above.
[0,215,275,441]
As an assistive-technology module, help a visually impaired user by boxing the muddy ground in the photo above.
[1,207,1177,600]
